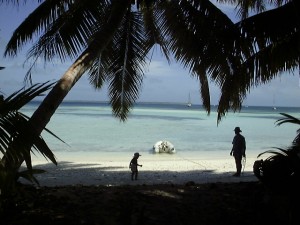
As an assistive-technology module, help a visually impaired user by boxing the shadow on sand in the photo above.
[20,161,257,187]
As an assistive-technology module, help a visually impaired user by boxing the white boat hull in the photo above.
[153,141,176,153]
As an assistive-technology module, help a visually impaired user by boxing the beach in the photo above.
[23,151,259,187]
[8,102,297,224]
[13,153,292,225]
[18,101,297,187]
[13,153,271,225]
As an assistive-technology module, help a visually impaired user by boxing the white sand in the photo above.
[21,152,259,187]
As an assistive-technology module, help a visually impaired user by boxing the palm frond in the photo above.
[0,81,55,114]
[216,0,291,19]
[70,0,131,78]
[87,2,130,89]
[192,66,211,113]
[276,113,300,126]
[237,1,299,76]
[214,1,298,121]
[0,112,17,155]
[1,111,57,170]
[160,0,251,117]
[107,8,148,121]
[275,113,300,145]
[216,69,247,123]
[238,2,298,45]
[87,52,111,89]
[0,82,63,169]
[239,36,299,89]
[140,1,170,62]
[17,168,46,186]
[24,0,110,63]
[257,147,289,158]
[4,0,72,57]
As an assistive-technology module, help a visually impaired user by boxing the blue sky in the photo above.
[1,2,300,107]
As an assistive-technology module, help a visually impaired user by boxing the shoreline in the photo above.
[23,152,259,187]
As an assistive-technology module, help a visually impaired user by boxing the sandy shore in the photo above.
[22,152,259,186]
[11,153,297,225]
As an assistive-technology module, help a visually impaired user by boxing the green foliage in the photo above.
[253,113,300,224]
[0,82,59,167]
[0,82,64,214]
[253,113,300,191]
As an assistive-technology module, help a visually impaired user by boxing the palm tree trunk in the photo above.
[29,52,94,135]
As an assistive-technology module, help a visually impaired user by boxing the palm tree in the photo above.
[1,0,299,155]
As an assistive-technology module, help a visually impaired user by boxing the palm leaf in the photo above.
[24,0,109,62]
[257,147,289,159]
[276,113,300,126]
[1,81,55,114]
[107,8,148,121]
[140,1,170,62]
[275,113,300,145]
[217,0,290,19]
[192,66,211,113]
[4,0,70,57]
[17,168,46,186]
[0,82,64,169]
[236,2,299,82]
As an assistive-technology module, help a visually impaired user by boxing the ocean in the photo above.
[21,101,300,161]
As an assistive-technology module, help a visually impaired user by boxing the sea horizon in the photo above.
[30,99,300,107]
[21,100,300,165]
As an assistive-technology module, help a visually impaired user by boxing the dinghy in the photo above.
[153,140,176,153]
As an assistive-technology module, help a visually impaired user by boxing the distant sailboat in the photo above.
[272,94,277,110]
[187,93,192,107]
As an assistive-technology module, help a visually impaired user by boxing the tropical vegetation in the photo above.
[253,113,300,224]
[0,82,63,214]
[254,113,300,189]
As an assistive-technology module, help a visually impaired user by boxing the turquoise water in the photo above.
[21,101,300,160]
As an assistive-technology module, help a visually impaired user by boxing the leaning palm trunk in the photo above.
[9,54,94,170]
[29,52,94,135]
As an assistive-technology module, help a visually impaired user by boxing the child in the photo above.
[129,152,142,180]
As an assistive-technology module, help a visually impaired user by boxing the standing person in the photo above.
[230,127,246,177]
[129,152,142,180]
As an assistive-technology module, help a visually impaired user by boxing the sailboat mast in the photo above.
[187,93,192,107]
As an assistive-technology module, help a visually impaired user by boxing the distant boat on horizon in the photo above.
[272,94,277,110]
[187,93,192,107]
